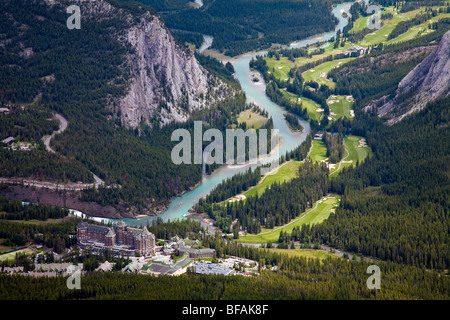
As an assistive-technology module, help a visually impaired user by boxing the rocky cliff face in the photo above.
[365,30,450,125]
[114,9,230,128]
[46,0,230,128]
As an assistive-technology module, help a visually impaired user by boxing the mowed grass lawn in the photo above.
[330,135,373,176]
[309,135,372,176]
[236,195,340,243]
[238,108,268,129]
[385,12,450,45]
[309,139,328,163]
[302,58,355,89]
[243,160,302,198]
[231,136,372,244]
[266,58,295,81]
[357,6,449,47]
[302,97,323,121]
[281,90,323,122]
[344,135,372,163]
[0,247,37,262]
[281,89,300,102]
[265,42,354,81]
[265,248,339,260]
[327,95,354,121]
[350,15,370,32]
[358,7,421,47]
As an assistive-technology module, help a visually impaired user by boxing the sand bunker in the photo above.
[228,194,247,203]
[358,138,368,148]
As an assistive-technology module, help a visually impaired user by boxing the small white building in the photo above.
[96,261,114,272]
[2,137,14,145]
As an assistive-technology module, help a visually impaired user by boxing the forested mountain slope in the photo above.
[365,29,450,124]
[301,94,450,270]
[51,0,232,128]
[127,0,342,56]
[0,0,243,217]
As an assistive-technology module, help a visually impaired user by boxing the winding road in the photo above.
[329,146,350,177]
[0,113,105,190]
[42,113,68,153]
[42,113,105,188]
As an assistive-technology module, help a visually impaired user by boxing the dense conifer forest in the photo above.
[196,161,329,233]
[292,97,450,270]
[197,9,450,272]
[0,1,259,214]
[198,134,313,207]
[126,0,344,56]
[0,0,449,302]
[0,196,69,221]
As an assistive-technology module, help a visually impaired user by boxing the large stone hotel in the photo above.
[77,221,156,256]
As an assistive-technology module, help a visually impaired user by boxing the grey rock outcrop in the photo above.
[46,0,231,128]
[115,12,231,128]
[365,30,450,124]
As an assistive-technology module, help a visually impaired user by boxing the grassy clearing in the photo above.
[309,139,328,164]
[344,135,372,163]
[242,160,302,198]
[351,15,370,32]
[266,248,339,260]
[237,109,268,129]
[265,43,354,82]
[385,12,450,45]
[186,42,196,53]
[266,58,296,81]
[236,195,340,243]
[356,6,449,47]
[281,89,300,102]
[327,95,354,121]
[281,90,323,122]
[309,135,372,176]
[302,58,355,89]
[3,218,64,225]
[330,135,372,176]
[227,136,372,243]
[0,247,37,262]
[302,97,323,121]
[358,7,413,46]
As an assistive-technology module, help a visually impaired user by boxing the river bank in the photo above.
[52,1,356,226]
